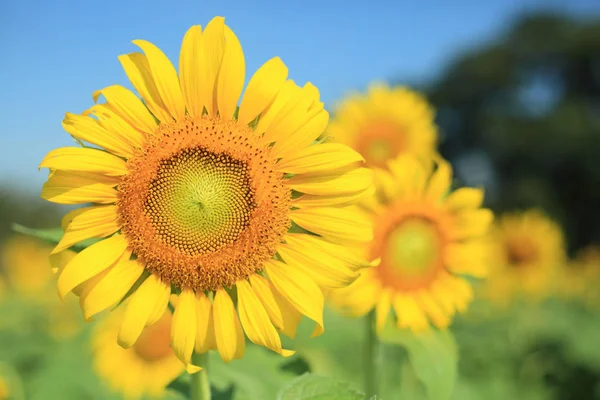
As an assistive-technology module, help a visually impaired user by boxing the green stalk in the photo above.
[190,352,211,400]
[364,310,379,397]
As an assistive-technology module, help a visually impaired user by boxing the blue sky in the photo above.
[1,0,598,194]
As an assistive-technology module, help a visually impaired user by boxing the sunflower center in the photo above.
[385,219,440,276]
[133,312,172,362]
[118,116,291,292]
[356,119,405,167]
[373,210,446,292]
[145,147,253,255]
[506,239,538,267]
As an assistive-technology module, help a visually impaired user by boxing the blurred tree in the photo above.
[418,12,600,253]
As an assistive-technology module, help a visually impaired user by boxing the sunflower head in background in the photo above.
[327,84,438,168]
[39,16,374,370]
[329,154,493,332]
[481,209,566,306]
[556,245,600,308]
[92,310,182,400]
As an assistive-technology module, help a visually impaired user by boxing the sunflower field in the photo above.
[1,6,600,400]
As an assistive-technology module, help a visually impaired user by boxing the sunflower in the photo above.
[327,84,438,168]
[92,310,183,399]
[329,154,493,332]
[1,235,81,338]
[557,246,600,307]
[482,210,566,305]
[0,377,7,400]
[39,16,373,370]
[1,235,54,294]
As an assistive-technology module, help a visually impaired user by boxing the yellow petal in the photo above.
[213,289,245,362]
[425,160,452,202]
[53,205,120,254]
[444,188,484,211]
[444,241,489,278]
[285,167,372,197]
[92,85,157,134]
[80,259,144,319]
[271,283,303,338]
[255,80,301,135]
[290,207,373,244]
[278,241,359,288]
[195,292,217,353]
[118,275,171,347]
[132,40,185,121]
[171,290,198,367]
[238,280,292,356]
[39,147,128,176]
[238,57,288,126]
[276,143,364,175]
[272,109,329,160]
[179,25,204,118]
[83,104,146,153]
[416,291,451,329]
[199,17,225,116]
[329,272,380,317]
[387,155,428,200]
[451,209,494,240]
[61,207,90,230]
[261,85,313,144]
[375,290,391,333]
[393,294,429,332]
[292,188,373,209]
[284,234,371,271]
[249,275,284,330]
[146,280,172,326]
[62,112,135,158]
[216,25,245,120]
[265,259,324,337]
[441,275,473,313]
[118,52,171,123]
[41,170,118,205]
[57,235,129,299]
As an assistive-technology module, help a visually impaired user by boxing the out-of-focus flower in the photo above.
[330,154,493,332]
[39,16,373,370]
[92,310,183,400]
[327,84,438,168]
[0,235,82,339]
[481,210,566,305]
[557,246,600,307]
[1,235,54,294]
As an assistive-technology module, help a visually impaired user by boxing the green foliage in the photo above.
[276,373,365,400]
[11,223,100,252]
[379,324,458,400]
[208,344,298,400]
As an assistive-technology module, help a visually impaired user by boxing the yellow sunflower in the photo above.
[1,235,54,294]
[557,246,600,307]
[482,210,566,305]
[93,309,183,399]
[0,377,8,400]
[329,154,493,332]
[0,235,81,338]
[39,16,373,370]
[327,84,438,168]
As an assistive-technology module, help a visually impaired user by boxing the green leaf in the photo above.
[11,224,64,245]
[276,373,366,400]
[11,223,101,252]
[380,324,458,400]
[209,344,297,400]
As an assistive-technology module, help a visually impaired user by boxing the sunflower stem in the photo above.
[190,352,211,400]
[364,310,379,397]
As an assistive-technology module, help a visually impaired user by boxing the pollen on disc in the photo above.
[118,116,291,292]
